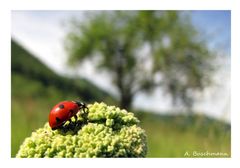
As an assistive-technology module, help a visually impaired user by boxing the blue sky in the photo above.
[191,10,231,56]
[11,11,231,121]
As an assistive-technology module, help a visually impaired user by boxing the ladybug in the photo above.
[48,100,88,130]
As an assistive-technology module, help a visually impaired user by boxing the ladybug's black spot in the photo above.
[59,104,64,109]
[56,117,61,123]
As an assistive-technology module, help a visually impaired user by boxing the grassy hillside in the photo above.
[11,39,116,103]
[135,111,230,157]
[11,39,231,157]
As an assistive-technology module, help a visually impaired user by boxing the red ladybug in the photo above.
[48,100,88,130]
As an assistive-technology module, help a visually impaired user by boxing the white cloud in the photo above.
[193,55,231,122]
[12,11,77,74]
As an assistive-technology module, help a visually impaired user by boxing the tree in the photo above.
[64,11,215,110]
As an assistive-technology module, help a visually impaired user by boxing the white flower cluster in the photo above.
[16,102,147,158]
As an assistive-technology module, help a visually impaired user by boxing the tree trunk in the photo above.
[115,46,133,110]
[120,91,133,110]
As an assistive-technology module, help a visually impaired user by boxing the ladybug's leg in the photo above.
[74,115,80,127]
[74,115,78,121]
[83,106,89,113]
[68,118,72,124]
[81,109,88,124]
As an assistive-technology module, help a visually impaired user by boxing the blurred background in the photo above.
[11,10,231,157]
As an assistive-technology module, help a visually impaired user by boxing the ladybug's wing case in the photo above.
[48,101,79,129]
[61,101,79,117]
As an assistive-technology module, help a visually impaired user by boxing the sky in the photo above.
[11,10,231,122]
[191,10,231,55]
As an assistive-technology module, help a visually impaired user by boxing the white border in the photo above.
[0,5,11,160]
[0,0,239,168]
[9,0,232,10]
[231,0,240,160]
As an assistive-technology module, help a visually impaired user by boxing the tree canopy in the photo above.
[64,11,215,110]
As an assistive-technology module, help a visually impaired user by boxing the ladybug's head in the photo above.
[74,101,87,109]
